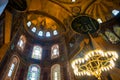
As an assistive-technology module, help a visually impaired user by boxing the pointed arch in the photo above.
[51,44,59,59]
[32,45,42,60]
[17,35,26,51]
[3,55,20,80]
[51,64,61,80]
[27,64,40,80]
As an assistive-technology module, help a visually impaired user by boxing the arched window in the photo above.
[32,45,42,60]
[38,31,43,36]
[3,55,20,80]
[31,27,36,33]
[51,44,59,59]
[105,31,120,44]
[112,9,119,16]
[113,26,120,37]
[97,18,102,23]
[27,64,40,80]
[46,31,51,37]
[27,21,31,27]
[51,64,61,80]
[17,35,26,51]
[53,30,58,35]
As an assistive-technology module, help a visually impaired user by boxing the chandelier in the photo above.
[71,34,119,80]
[70,15,119,80]
[71,49,118,80]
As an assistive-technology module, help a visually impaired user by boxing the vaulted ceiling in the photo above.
[0,0,120,58]
[0,0,120,53]
[0,0,120,80]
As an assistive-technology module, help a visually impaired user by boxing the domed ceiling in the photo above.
[84,0,120,22]
[49,0,120,22]
[24,12,65,38]
[0,0,120,47]
[0,0,120,80]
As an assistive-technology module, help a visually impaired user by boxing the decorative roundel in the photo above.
[72,6,81,14]
[71,16,99,34]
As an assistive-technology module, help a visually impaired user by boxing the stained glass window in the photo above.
[27,64,40,80]
[17,35,26,51]
[4,55,20,80]
[113,26,120,37]
[51,44,59,59]
[51,64,61,80]
[105,31,120,44]
[32,45,42,60]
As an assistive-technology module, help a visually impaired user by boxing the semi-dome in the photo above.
[24,11,66,39]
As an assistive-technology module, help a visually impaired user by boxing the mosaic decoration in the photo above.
[71,16,99,34]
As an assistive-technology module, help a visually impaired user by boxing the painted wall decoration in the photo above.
[71,16,99,34]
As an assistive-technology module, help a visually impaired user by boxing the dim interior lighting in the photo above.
[71,49,118,80]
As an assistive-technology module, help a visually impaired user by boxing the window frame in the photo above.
[27,64,40,80]
[3,55,20,80]
[51,64,61,80]
[17,35,26,51]
[31,45,42,60]
[51,44,59,59]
